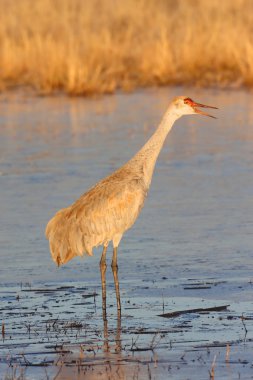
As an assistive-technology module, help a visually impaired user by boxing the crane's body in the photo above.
[46,163,146,265]
[46,97,217,268]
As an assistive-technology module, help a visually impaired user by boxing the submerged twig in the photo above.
[158,305,230,318]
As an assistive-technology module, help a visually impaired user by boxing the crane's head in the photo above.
[171,96,218,119]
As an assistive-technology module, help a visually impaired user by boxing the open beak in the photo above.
[192,101,218,119]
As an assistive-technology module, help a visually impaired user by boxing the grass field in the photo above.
[1,0,253,95]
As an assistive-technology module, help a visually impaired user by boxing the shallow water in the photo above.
[0,87,253,379]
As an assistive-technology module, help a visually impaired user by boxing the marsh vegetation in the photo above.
[1,0,253,95]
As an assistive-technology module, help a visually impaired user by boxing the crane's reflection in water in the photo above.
[102,306,122,354]
[55,286,124,380]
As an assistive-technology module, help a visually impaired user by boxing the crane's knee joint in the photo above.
[100,261,107,269]
[111,262,118,270]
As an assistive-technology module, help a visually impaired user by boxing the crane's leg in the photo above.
[100,244,107,266]
[100,245,108,321]
[111,246,118,269]
[111,247,121,315]
[111,234,122,269]
[103,317,109,352]
[115,307,122,352]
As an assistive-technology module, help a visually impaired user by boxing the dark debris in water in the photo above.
[158,305,230,318]
[0,282,253,379]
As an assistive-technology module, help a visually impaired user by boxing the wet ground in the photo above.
[0,87,253,379]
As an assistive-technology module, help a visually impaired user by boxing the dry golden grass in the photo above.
[1,0,253,95]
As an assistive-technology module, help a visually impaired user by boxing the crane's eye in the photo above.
[184,98,194,106]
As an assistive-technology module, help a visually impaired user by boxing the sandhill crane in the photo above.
[45,96,217,315]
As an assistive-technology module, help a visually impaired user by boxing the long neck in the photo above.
[128,107,180,188]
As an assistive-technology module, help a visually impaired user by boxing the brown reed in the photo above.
[0,0,253,95]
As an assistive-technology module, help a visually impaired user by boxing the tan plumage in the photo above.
[46,167,146,265]
[46,96,217,267]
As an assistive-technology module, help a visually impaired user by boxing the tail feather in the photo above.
[68,225,84,257]
[45,207,87,266]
